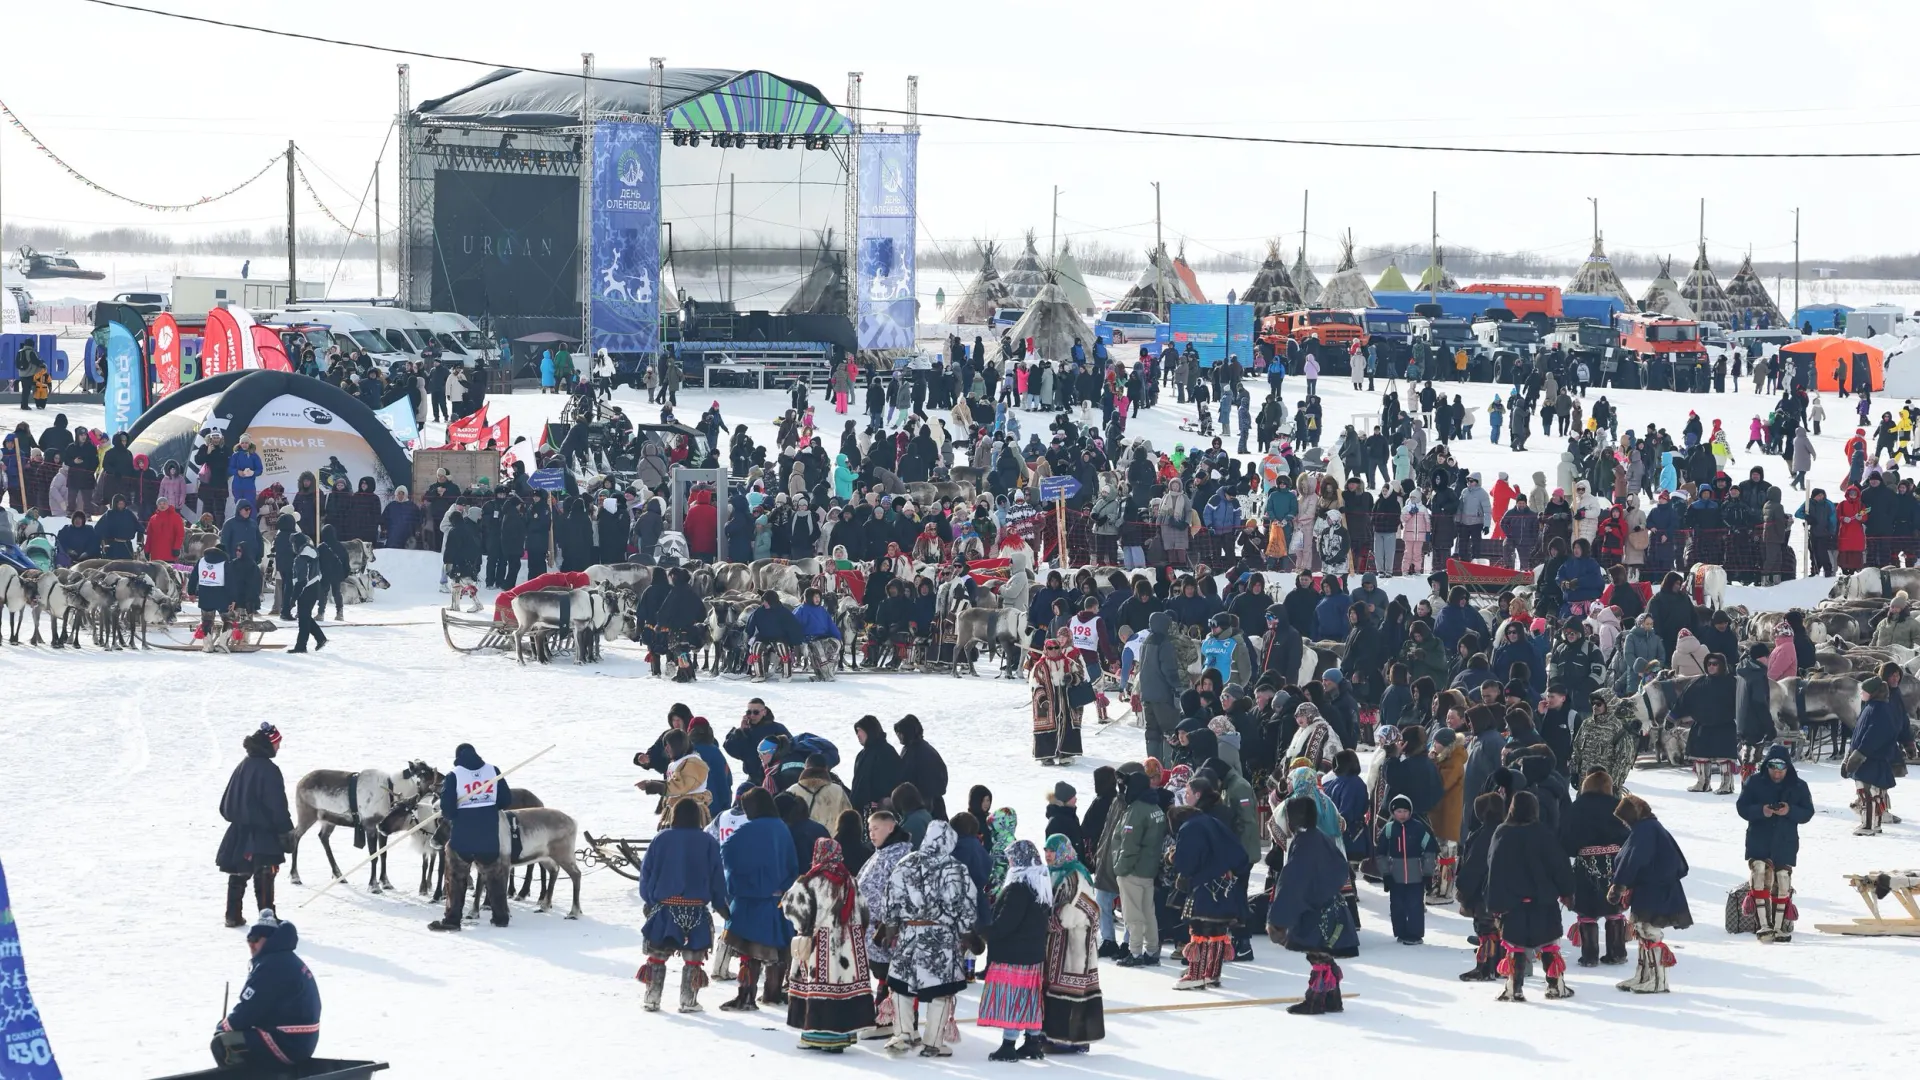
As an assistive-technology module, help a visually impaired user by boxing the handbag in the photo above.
[1724,886,1760,935]
[1067,680,1097,710]
[1841,749,1866,779]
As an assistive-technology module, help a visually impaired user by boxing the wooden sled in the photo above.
[152,642,288,653]
[1815,871,1920,936]
[441,609,515,654]
[578,832,650,881]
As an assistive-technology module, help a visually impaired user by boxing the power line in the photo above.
[69,0,1920,161]
[1,94,282,211]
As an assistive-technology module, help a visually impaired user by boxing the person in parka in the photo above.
[1609,794,1692,993]
[879,820,975,1056]
[1873,593,1920,648]
[1485,791,1576,1002]
[1848,676,1905,836]
[718,788,801,1012]
[1734,644,1778,776]
[1676,652,1740,793]
[429,742,514,931]
[211,909,322,1070]
[1559,768,1630,967]
[1611,614,1665,695]
[637,798,731,1012]
[217,722,294,927]
[1266,795,1359,1014]
[1735,745,1813,943]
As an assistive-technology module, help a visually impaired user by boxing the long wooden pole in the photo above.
[297,743,556,908]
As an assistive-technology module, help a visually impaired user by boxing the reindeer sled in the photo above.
[440,571,617,664]
[148,1058,390,1080]
[1815,871,1920,937]
[579,831,652,881]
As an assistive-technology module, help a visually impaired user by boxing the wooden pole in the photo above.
[297,743,556,907]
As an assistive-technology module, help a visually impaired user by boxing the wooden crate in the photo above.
[413,449,500,493]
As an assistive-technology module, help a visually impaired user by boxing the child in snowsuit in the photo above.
[1378,794,1437,944]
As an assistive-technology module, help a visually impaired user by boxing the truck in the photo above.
[1460,283,1563,328]
[1614,312,1704,361]
[1258,308,1366,351]
[1360,307,1412,368]
[1411,314,1479,361]
[172,275,323,321]
[1472,315,1543,354]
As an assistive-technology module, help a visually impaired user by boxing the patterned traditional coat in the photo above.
[1569,697,1641,796]
[856,839,913,966]
[881,822,975,995]
[782,868,877,1033]
[1044,872,1105,1046]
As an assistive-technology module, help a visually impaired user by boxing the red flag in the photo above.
[151,313,182,396]
[482,416,511,449]
[251,325,292,371]
[446,405,490,447]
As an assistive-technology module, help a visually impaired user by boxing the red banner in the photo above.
[202,307,242,378]
[151,313,181,396]
[481,416,511,449]
[446,405,490,448]
[251,325,292,371]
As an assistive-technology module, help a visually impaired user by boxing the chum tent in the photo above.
[781,229,848,316]
[1002,230,1048,307]
[1007,271,1093,362]
[1374,260,1411,293]
[1051,237,1096,314]
[1416,247,1459,293]
[126,370,413,499]
[1172,242,1209,304]
[1724,254,1785,329]
[1640,257,1695,319]
[1680,243,1735,325]
[1784,336,1884,394]
[1566,236,1635,309]
[1118,244,1198,314]
[1241,239,1303,316]
[949,240,1010,324]
[1318,234,1375,310]
[1291,247,1323,306]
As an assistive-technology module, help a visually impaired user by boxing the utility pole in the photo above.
[727,174,736,304]
[1429,191,1438,303]
[1300,190,1309,265]
[1152,181,1165,320]
[1793,207,1801,318]
[1589,196,1599,245]
[1051,185,1060,271]
[396,63,410,306]
[374,161,382,296]
[286,140,297,302]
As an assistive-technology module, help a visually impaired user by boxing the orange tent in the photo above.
[1784,336,1884,393]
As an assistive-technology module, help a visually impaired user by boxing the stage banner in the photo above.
[0,855,63,1079]
[590,120,662,358]
[151,313,182,396]
[856,132,918,351]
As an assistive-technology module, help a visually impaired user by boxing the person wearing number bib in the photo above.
[193,546,241,647]
[429,743,513,931]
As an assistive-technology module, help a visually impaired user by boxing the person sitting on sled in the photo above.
[211,909,321,1069]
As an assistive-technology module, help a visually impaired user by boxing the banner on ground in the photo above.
[95,301,151,437]
[0,854,63,1079]
[590,120,662,359]
[856,132,917,351]
[374,398,420,447]
[1170,303,1255,367]
[151,313,182,396]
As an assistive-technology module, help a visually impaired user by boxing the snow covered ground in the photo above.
[6,376,1920,1078]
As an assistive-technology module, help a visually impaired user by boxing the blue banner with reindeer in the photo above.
[0,855,62,1079]
[590,120,663,360]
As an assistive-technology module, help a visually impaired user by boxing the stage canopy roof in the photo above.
[416,67,852,134]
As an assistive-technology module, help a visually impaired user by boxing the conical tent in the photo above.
[949,240,1011,324]
[1318,234,1375,309]
[1118,244,1197,313]
[1566,236,1634,309]
[1417,247,1458,293]
[1725,254,1785,329]
[1640,257,1695,319]
[781,229,847,316]
[1291,247,1324,306]
[1375,259,1411,293]
[1008,271,1093,362]
[1172,241,1210,304]
[1680,243,1735,325]
[1242,239,1303,315]
[1051,237,1096,314]
[1002,229,1048,307]
[658,258,682,316]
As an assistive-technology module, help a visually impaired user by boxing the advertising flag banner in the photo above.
[151,313,182,396]
[0,855,63,1079]
[374,398,420,447]
[590,120,663,358]
[102,321,142,437]
[203,307,243,378]
[446,405,490,448]
[856,132,918,351]
[251,324,292,371]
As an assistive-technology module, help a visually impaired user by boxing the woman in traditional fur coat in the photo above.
[855,811,912,1033]
[1041,834,1104,1053]
[1609,794,1692,994]
[881,820,974,1057]
[1485,791,1576,1002]
[1559,768,1630,968]
[1267,794,1359,1015]
[782,837,877,1052]
[1030,637,1085,764]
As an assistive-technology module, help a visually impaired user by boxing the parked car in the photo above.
[111,291,169,316]
[1093,309,1167,345]
[989,307,1024,332]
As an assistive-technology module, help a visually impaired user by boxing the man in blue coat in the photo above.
[1610,794,1691,993]
[429,743,513,931]
[1849,677,1905,836]
[638,799,731,1012]
[717,788,799,1011]
[1736,744,1813,942]
[212,910,321,1068]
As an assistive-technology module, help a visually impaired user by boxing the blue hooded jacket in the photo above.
[639,825,729,950]
[222,919,321,1063]
[720,816,799,947]
[1735,745,1812,865]
[444,743,511,859]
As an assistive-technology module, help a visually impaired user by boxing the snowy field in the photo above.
[6,372,1920,1077]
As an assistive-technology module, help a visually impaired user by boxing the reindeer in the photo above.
[41,571,94,649]
[585,562,654,595]
[288,762,435,892]
[510,586,616,664]
[1631,673,1703,766]
[0,564,37,645]
[494,806,583,917]
[400,783,554,904]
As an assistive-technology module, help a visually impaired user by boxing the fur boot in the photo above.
[1458,933,1501,981]
[1772,868,1796,942]
[1287,962,1331,1015]
[678,961,708,1013]
[1542,944,1575,999]
[1496,947,1530,1002]
[719,958,760,1011]
[884,997,919,1052]
[762,956,789,1005]
[1575,919,1600,967]
[918,996,955,1058]
[639,959,668,1012]
[251,865,276,915]
[1617,928,1671,994]
[1687,761,1711,792]
[1175,934,1227,990]
[1601,916,1629,965]
[428,873,467,931]
[1714,763,1736,795]
[224,876,248,928]
[1854,785,1883,836]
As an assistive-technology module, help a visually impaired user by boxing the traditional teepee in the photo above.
[1680,243,1736,325]
[1002,230,1048,307]
[1241,238,1303,315]
[949,240,1011,324]
[1051,236,1096,314]
[1172,241,1210,304]
[1008,270,1093,362]
[1416,246,1458,293]
[1318,233,1375,309]
[781,228,846,315]
[1118,243,1197,313]
[1639,256,1695,319]
[1291,246,1323,306]
[1566,235,1634,308]
[1375,259,1411,293]
[1725,253,1785,329]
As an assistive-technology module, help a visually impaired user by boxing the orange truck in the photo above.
[1257,308,1368,352]
[1459,283,1563,325]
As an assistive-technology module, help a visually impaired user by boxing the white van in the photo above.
[421,311,496,366]
[264,308,409,368]
[292,303,438,359]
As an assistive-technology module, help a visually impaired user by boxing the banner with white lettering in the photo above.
[590,120,662,359]
[0,854,63,1079]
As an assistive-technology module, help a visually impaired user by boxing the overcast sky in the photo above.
[4,0,1918,270]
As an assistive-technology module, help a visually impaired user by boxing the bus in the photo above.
[1459,283,1563,325]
